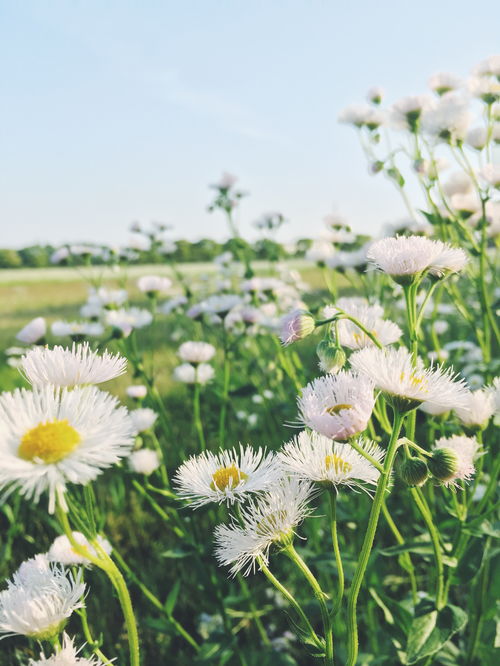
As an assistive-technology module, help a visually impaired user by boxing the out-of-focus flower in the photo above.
[16,317,46,345]
[47,532,112,567]
[126,385,147,400]
[178,341,216,363]
[137,275,172,296]
[173,363,215,385]
[129,449,161,475]
[105,307,153,336]
[129,408,158,433]
[455,389,495,429]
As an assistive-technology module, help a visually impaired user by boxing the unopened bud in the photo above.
[428,448,458,482]
[279,310,316,346]
[316,340,346,373]
[399,457,428,487]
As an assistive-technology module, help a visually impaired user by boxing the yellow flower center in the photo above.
[210,464,248,491]
[327,403,353,415]
[325,454,352,474]
[18,419,81,464]
[400,371,428,392]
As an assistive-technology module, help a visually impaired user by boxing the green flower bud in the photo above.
[280,310,316,346]
[399,457,429,487]
[316,340,346,373]
[428,447,459,482]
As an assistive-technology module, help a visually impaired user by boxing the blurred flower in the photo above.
[47,532,112,567]
[16,317,46,345]
[173,362,214,385]
[137,275,172,296]
[126,385,147,400]
[129,407,158,433]
[105,307,153,336]
[178,341,216,363]
[455,389,495,429]
[129,449,161,475]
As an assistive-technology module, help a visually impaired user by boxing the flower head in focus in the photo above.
[279,310,315,346]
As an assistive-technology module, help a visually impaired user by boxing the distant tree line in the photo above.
[0,239,315,269]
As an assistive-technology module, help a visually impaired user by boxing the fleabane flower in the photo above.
[367,236,467,284]
[279,309,316,346]
[178,341,216,363]
[126,385,147,400]
[174,445,282,508]
[129,407,158,433]
[455,389,495,429]
[297,371,375,439]
[16,317,47,345]
[104,307,153,337]
[21,343,127,388]
[429,435,479,487]
[47,532,112,567]
[137,275,172,296]
[173,363,215,385]
[129,449,161,475]
[0,556,85,641]
[323,298,402,349]
[0,385,135,512]
[279,431,384,492]
[350,346,469,413]
[214,478,314,576]
[29,633,105,665]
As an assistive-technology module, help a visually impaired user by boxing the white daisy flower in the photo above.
[126,385,147,399]
[367,235,467,283]
[430,435,479,487]
[21,343,126,388]
[137,275,172,296]
[0,385,135,512]
[187,294,243,319]
[298,371,375,440]
[51,321,104,338]
[89,287,128,308]
[178,341,216,364]
[390,94,434,131]
[0,556,85,641]
[16,317,47,345]
[428,72,462,95]
[129,407,158,433]
[455,389,495,428]
[29,633,105,665]
[279,431,384,492]
[104,307,153,336]
[350,346,469,413]
[323,298,402,349]
[173,363,215,385]
[174,445,282,508]
[158,295,188,315]
[47,532,112,567]
[129,449,161,476]
[214,477,313,576]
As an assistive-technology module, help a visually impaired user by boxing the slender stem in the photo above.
[410,488,445,609]
[91,539,141,666]
[237,574,271,645]
[193,377,206,451]
[327,491,344,615]
[258,558,324,649]
[348,436,385,472]
[284,544,334,666]
[78,607,115,665]
[346,409,404,666]
[316,312,384,350]
[218,334,231,447]
[381,501,418,605]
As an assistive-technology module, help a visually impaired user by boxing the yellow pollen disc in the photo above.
[400,371,428,392]
[327,403,353,415]
[18,419,81,464]
[325,454,352,474]
[210,464,248,491]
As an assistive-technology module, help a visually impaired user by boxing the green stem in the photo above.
[328,491,344,615]
[410,488,445,609]
[346,409,404,666]
[193,378,206,451]
[284,544,334,666]
[381,501,418,605]
[258,559,324,650]
[218,336,231,447]
[78,606,115,665]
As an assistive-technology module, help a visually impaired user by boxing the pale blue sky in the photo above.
[1,0,499,248]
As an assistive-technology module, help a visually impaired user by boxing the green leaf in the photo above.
[163,579,181,616]
[452,537,485,584]
[405,600,468,664]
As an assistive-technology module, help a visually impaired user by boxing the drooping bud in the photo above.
[399,457,429,487]
[279,310,316,346]
[316,340,346,373]
[428,447,459,482]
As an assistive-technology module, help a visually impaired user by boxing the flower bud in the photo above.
[428,447,459,482]
[399,457,429,487]
[279,310,316,346]
[316,340,346,373]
